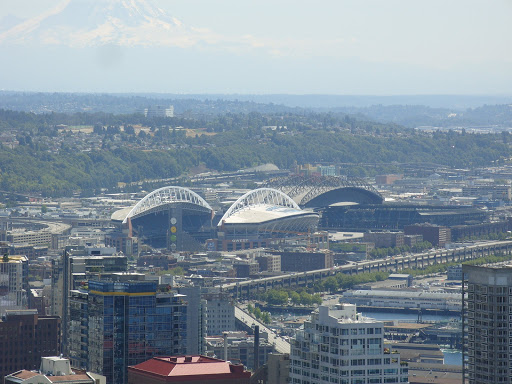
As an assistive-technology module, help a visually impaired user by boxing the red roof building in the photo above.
[128,355,251,384]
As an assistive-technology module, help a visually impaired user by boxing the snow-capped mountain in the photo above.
[0,0,200,47]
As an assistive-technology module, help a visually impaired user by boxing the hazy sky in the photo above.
[1,0,511,94]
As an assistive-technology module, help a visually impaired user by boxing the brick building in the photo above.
[256,254,281,273]
[363,231,405,248]
[233,261,260,278]
[270,250,333,272]
[404,223,451,247]
[0,310,61,381]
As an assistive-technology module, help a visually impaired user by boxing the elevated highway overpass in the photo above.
[219,240,512,299]
[234,306,291,354]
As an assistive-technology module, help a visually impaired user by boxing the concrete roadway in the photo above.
[234,306,291,354]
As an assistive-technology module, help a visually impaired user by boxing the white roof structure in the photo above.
[221,206,307,224]
[218,188,319,234]
[219,188,301,225]
[110,186,213,224]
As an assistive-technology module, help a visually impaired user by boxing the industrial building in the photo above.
[323,203,487,232]
[342,290,462,311]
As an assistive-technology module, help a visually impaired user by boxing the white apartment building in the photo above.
[205,293,236,336]
[290,304,408,384]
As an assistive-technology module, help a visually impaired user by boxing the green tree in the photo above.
[261,312,271,324]
[169,266,184,276]
[300,291,313,306]
[289,291,301,305]
[324,276,339,293]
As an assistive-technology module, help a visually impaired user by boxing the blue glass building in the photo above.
[69,280,187,384]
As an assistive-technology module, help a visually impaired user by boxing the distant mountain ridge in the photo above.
[0,0,195,47]
[1,92,512,128]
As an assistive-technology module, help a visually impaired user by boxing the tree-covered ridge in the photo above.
[0,146,185,196]
[0,109,510,197]
[202,129,509,170]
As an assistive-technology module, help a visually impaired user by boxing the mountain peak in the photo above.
[0,0,190,47]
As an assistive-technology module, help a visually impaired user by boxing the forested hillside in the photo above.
[0,109,510,197]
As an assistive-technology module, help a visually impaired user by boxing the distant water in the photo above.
[362,311,463,366]
[361,311,460,322]
[442,349,463,366]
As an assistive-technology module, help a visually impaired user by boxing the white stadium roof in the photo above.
[222,204,313,224]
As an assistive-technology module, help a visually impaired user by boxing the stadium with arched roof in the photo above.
[111,186,214,251]
[263,175,383,207]
[214,188,319,252]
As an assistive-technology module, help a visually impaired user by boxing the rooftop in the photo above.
[6,370,96,384]
[129,355,250,379]
[222,204,315,224]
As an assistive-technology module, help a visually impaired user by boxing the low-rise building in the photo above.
[447,265,463,280]
[404,224,451,247]
[341,290,461,311]
[4,356,105,384]
[270,250,333,272]
[206,331,274,370]
[363,231,405,248]
[128,355,250,384]
[256,254,281,273]
[233,261,260,278]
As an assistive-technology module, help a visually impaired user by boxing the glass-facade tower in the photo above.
[69,280,187,384]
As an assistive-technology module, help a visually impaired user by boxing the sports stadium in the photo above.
[213,188,319,252]
[110,186,214,252]
[109,177,383,253]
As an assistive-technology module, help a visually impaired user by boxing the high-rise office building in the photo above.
[290,305,408,384]
[50,250,128,353]
[68,280,187,384]
[178,286,207,355]
[0,255,28,315]
[463,264,512,384]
